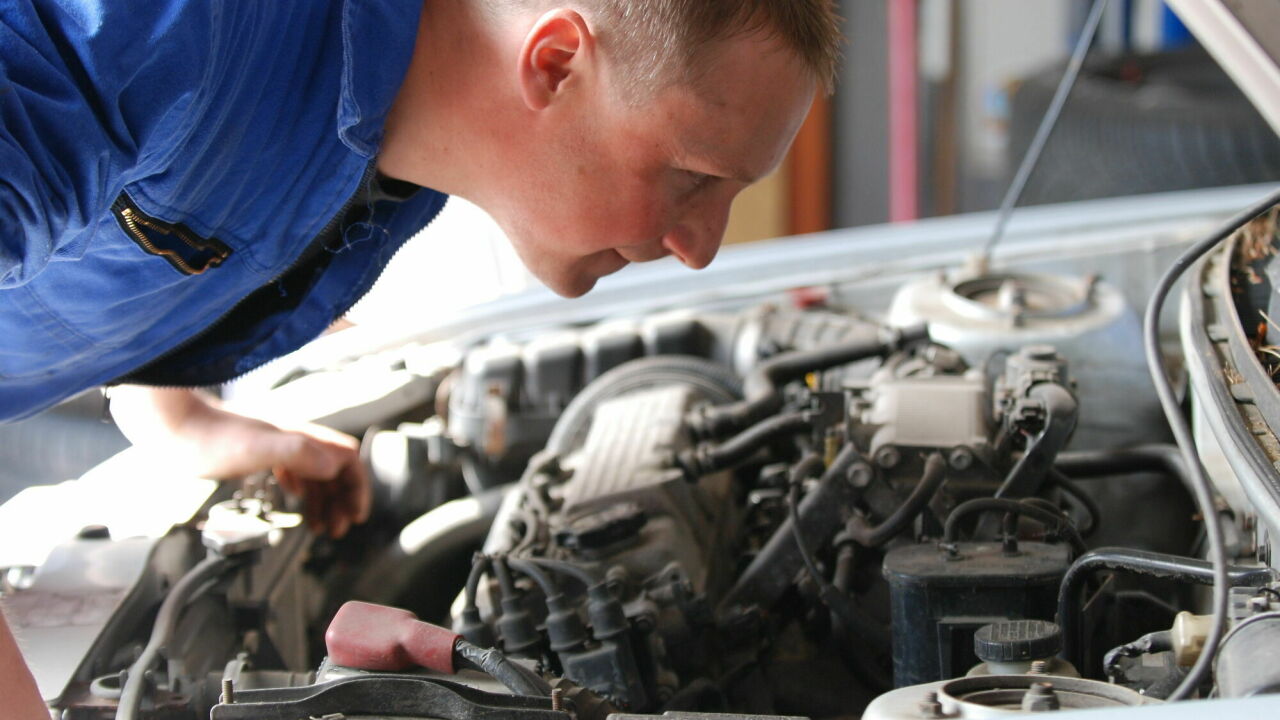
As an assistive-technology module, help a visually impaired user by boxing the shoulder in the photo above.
[1,2,338,120]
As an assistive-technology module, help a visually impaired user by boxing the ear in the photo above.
[517,9,593,111]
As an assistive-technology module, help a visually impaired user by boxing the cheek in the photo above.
[613,179,675,244]
[560,178,667,253]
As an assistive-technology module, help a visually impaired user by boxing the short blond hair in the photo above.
[487,1,842,94]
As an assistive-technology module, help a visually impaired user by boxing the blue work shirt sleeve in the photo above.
[0,0,215,288]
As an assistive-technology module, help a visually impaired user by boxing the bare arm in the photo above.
[110,387,371,537]
[0,389,367,719]
[1,612,49,719]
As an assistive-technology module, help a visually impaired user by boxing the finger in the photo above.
[274,434,342,481]
[303,481,326,535]
[340,458,373,526]
[273,466,302,497]
[324,481,351,539]
[328,500,351,539]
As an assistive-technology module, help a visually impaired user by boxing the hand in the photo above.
[265,422,371,539]
[110,387,371,538]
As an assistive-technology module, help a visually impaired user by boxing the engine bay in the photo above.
[4,191,1280,719]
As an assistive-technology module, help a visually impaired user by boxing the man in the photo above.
[1,0,837,712]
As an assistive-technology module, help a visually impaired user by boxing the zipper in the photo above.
[112,194,232,275]
[114,160,434,387]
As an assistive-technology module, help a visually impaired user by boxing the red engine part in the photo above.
[324,601,460,674]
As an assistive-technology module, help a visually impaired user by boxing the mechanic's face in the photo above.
[490,26,817,298]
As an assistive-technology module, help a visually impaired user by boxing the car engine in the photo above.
[5,194,1280,720]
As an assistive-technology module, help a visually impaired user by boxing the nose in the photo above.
[661,200,731,270]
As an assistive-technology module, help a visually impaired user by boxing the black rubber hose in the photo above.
[547,355,743,455]
[847,452,948,547]
[117,555,238,720]
[788,453,830,586]
[521,556,600,589]
[1020,496,1069,521]
[832,541,857,594]
[679,411,813,478]
[465,555,492,611]
[942,497,1087,555]
[492,556,518,599]
[504,557,559,598]
[1057,547,1276,666]
[1055,444,1190,488]
[827,539,894,691]
[719,443,869,614]
[1140,188,1280,701]
[830,609,893,690]
[786,453,894,674]
[691,325,929,438]
[1103,630,1173,684]
[454,639,552,697]
[994,382,1079,499]
[1045,469,1100,538]
[516,452,559,511]
[1054,444,1190,539]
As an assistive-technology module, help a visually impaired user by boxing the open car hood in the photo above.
[1169,0,1280,135]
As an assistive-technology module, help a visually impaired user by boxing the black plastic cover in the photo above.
[883,541,1071,686]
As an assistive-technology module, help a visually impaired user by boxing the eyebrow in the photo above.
[701,161,761,185]
[681,142,768,185]
[723,166,761,184]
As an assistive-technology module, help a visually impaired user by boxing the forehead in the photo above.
[656,33,816,181]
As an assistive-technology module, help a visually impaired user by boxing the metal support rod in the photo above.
[981,0,1109,261]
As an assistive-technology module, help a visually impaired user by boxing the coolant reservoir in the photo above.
[888,270,1164,450]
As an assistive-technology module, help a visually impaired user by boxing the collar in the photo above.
[337,0,425,157]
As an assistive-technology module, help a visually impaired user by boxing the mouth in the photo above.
[603,250,631,275]
[551,252,632,298]
[583,250,631,282]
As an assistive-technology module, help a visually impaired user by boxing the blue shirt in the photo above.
[0,0,448,421]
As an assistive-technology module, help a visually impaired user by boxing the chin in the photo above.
[541,271,598,299]
[543,253,630,298]
[553,279,596,299]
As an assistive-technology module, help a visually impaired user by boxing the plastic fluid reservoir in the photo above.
[966,620,1079,678]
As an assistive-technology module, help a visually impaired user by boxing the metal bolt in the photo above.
[917,690,945,718]
[1002,532,1021,557]
[221,679,235,705]
[1029,660,1049,675]
[846,462,874,487]
[947,446,974,471]
[875,445,901,469]
[939,542,962,561]
[633,613,656,633]
[1021,681,1060,712]
[551,687,564,712]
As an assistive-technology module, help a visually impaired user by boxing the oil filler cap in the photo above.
[974,620,1062,663]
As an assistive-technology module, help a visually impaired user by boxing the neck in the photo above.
[378,0,518,199]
